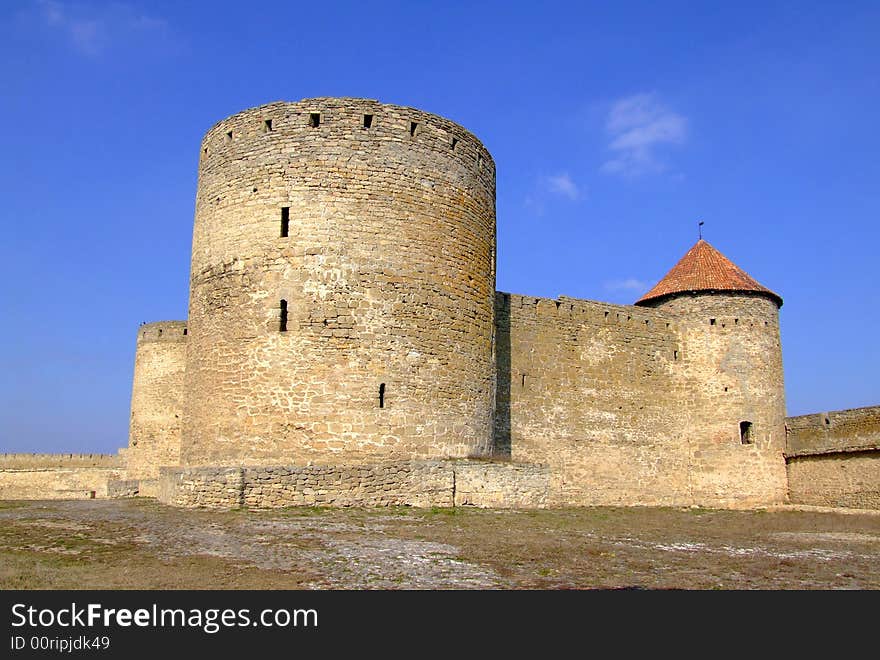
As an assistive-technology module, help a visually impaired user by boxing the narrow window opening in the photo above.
[724,386,729,392]
[264,119,273,132]
[521,374,527,388]
[379,383,386,408]
[824,416,831,426]
[183,328,188,336]
[477,154,483,169]
[280,207,290,237]
[89,491,96,499]
[363,114,373,129]
[673,350,678,361]
[410,121,419,136]
[604,311,609,319]
[739,421,753,445]
[279,300,288,332]
[225,131,233,142]
[709,318,716,326]
[309,113,320,128]
[734,318,739,325]
[203,147,208,155]
[158,328,162,336]
[451,137,459,151]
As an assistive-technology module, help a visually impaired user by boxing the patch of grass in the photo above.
[426,507,459,516]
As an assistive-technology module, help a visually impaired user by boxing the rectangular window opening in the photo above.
[673,350,678,361]
[451,137,459,151]
[309,113,321,128]
[279,300,288,332]
[264,119,273,132]
[739,421,753,445]
[477,154,483,169]
[710,318,716,326]
[410,121,419,137]
[225,131,233,142]
[363,114,373,129]
[521,374,527,388]
[379,383,386,408]
[280,207,290,238]
[183,328,188,336]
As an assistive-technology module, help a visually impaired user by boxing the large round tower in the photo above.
[636,239,787,504]
[180,98,497,466]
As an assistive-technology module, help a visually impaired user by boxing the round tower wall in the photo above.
[646,292,787,504]
[182,98,497,466]
[127,321,187,480]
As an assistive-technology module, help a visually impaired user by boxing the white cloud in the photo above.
[36,1,169,56]
[603,278,650,293]
[601,93,687,177]
[543,173,581,200]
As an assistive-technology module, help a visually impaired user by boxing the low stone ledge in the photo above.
[453,460,550,508]
[157,460,551,509]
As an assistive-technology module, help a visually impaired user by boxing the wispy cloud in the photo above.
[35,1,170,56]
[601,93,687,177]
[543,173,581,200]
[603,278,650,293]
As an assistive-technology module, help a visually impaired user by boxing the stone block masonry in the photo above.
[10,96,863,513]
[157,460,550,509]
[785,406,880,508]
[0,454,123,500]
[182,98,497,468]
[495,292,787,508]
[126,321,187,481]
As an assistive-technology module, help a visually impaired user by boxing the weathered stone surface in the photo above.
[0,454,123,499]
[497,291,788,508]
[784,406,880,507]
[157,460,551,509]
[786,452,880,509]
[182,98,496,467]
[126,321,187,480]
[785,406,880,457]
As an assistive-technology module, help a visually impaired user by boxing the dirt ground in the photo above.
[1,499,878,590]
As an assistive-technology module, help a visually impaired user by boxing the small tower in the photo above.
[636,239,787,505]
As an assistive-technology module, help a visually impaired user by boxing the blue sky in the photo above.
[1,1,878,454]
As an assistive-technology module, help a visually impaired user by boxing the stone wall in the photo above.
[785,406,880,456]
[786,452,880,509]
[182,98,497,467]
[0,454,123,500]
[785,406,880,508]
[126,321,187,480]
[0,454,121,469]
[157,460,549,509]
[495,291,787,507]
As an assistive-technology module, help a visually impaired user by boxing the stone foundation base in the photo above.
[158,460,551,509]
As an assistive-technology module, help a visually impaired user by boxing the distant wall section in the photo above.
[0,454,123,500]
[785,406,880,509]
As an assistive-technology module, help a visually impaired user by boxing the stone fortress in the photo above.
[2,98,878,509]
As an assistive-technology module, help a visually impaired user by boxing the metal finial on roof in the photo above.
[698,220,704,240]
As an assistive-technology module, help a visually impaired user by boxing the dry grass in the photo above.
[1,500,878,589]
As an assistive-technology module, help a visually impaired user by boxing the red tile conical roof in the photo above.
[635,239,782,307]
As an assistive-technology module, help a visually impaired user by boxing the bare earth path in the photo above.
[1,500,878,589]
